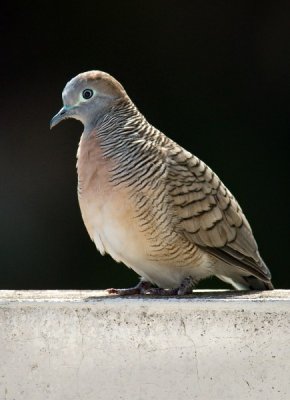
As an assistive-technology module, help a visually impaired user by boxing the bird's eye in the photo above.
[82,89,94,100]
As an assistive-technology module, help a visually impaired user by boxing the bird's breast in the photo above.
[76,133,148,263]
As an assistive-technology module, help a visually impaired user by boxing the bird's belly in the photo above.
[79,187,150,267]
[79,189,213,288]
[80,191,175,286]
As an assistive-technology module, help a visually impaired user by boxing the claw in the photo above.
[107,280,152,296]
[107,287,141,296]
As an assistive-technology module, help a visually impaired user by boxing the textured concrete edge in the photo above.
[0,290,289,313]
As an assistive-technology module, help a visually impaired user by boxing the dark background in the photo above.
[1,1,289,290]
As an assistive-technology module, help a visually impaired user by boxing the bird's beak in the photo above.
[50,106,72,129]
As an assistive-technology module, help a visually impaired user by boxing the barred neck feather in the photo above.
[94,99,169,189]
[96,98,168,146]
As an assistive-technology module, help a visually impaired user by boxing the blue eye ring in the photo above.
[82,89,94,100]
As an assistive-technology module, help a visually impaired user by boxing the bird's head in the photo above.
[50,70,127,130]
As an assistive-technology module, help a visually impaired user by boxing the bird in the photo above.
[50,70,273,295]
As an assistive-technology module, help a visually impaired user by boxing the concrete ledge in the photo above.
[0,290,289,400]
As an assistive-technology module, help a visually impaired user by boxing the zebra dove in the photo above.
[50,70,273,294]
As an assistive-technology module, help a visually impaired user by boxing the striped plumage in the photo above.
[51,70,273,293]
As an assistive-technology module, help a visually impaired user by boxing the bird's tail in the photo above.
[242,275,274,290]
[217,273,274,290]
[232,275,274,290]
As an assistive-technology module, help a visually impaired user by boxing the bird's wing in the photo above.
[165,145,271,281]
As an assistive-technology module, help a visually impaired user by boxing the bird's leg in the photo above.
[177,276,196,295]
[107,279,152,295]
[142,276,196,296]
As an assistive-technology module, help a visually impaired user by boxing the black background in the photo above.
[1,1,289,290]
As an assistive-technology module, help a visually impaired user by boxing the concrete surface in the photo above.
[0,290,289,400]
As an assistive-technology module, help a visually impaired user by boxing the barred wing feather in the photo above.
[166,146,271,282]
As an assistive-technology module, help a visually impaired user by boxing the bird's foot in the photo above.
[141,288,179,295]
[107,276,196,296]
[143,276,195,296]
[107,280,152,296]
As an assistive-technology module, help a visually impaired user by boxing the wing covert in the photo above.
[166,146,271,281]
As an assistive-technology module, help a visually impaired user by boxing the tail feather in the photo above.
[217,274,274,290]
[242,275,274,290]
